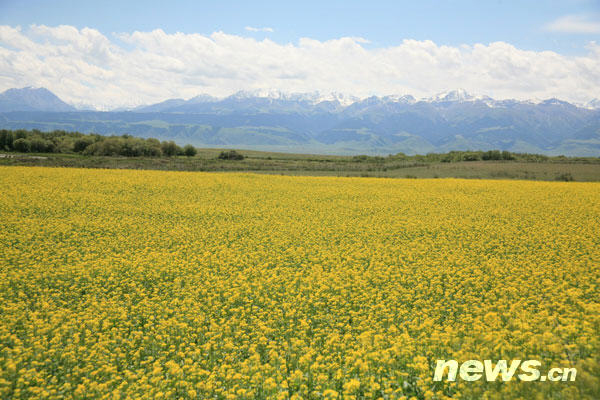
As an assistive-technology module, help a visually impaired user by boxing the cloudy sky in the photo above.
[0,0,599,109]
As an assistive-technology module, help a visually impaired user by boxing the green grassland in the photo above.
[2,149,600,181]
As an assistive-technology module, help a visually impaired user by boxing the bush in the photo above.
[352,155,369,162]
[83,138,122,156]
[183,144,197,157]
[143,140,163,157]
[14,129,27,140]
[53,137,75,153]
[0,129,195,158]
[13,138,31,153]
[74,137,95,153]
[218,150,244,160]
[161,141,181,157]
[30,138,54,153]
[555,173,574,182]
[501,151,515,160]
[0,130,15,150]
[482,150,502,161]
[462,152,481,161]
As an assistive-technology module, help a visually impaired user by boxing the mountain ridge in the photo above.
[1,87,599,156]
[132,89,600,112]
[2,86,599,112]
[0,87,76,112]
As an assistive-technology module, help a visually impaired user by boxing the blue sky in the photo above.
[1,0,598,54]
[0,0,599,108]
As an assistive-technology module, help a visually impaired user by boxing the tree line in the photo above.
[356,150,598,163]
[0,129,197,157]
[1,129,596,163]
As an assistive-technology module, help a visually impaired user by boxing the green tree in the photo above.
[30,138,53,153]
[161,141,181,157]
[74,137,95,153]
[0,130,7,150]
[501,151,515,160]
[218,150,244,160]
[482,150,502,160]
[13,138,31,153]
[183,144,197,157]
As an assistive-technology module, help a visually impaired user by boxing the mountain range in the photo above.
[0,87,76,112]
[1,87,599,156]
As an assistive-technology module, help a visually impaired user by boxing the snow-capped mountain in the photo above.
[585,99,600,109]
[220,89,360,105]
[382,94,416,104]
[427,89,487,103]
[1,87,599,156]
[133,88,581,112]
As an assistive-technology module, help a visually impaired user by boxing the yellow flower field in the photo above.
[0,166,599,399]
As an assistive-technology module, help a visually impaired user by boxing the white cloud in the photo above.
[0,24,599,109]
[245,26,274,33]
[544,14,600,34]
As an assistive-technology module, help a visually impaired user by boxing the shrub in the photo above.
[143,140,163,157]
[218,150,244,160]
[501,151,515,160]
[83,139,122,156]
[30,138,54,153]
[183,144,197,157]
[482,150,502,160]
[0,130,15,150]
[161,141,181,157]
[74,137,95,153]
[555,173,574,182]
[13,138,31,153]
[53,137,75,153]
[353,155,369,162]
[462,152,481,161]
